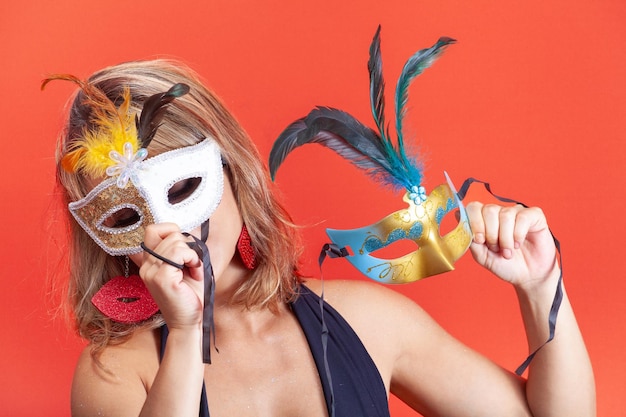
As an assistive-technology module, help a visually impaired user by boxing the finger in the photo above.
[498,205,522,259]
[142,242,185,269]
[186,262,205,282]
[171,240,202,265]
[465,201,486,244]
[481,204,502,253]
[143,222,182,248]
[140,247,203,299]
[513,206,546,246]
[161,239,202,269]
[144,235,201,271]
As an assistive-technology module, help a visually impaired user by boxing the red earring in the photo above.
[91,256,159,323]
[237,225,257,269]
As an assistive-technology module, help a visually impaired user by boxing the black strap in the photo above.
[200,220,218,364]
[184,220,217,364]
[316,243,350,417]
[141,242,185,269]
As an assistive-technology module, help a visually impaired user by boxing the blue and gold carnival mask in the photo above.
[270,27,472,283]
[326,172,471,283]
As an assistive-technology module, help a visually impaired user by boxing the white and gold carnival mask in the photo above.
[45,79,224,255]
[69,138,224,255]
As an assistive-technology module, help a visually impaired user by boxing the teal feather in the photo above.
[394,37,456,159]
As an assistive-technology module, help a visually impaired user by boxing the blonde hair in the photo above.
[54,59,303,354]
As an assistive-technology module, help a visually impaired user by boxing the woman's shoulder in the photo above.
[300,278,437,347]
[74,326,161,379]
[302,278,429,321]
[71,327,161,416]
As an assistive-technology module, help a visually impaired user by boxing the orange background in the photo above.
[1,1,625,416]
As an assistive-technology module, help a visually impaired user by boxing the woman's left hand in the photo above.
[465,202,558,289]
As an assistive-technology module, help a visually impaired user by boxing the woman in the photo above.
[50,59,595,417]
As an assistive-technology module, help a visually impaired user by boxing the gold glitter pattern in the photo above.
[72,181,154,254]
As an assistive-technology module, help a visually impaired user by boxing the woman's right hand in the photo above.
[139,223,205,331]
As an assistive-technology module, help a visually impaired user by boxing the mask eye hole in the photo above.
[439,207,461,237]
[168,177,202,205]
[103,207,141,229]
[369,239,420,260]
[364,226,422,259]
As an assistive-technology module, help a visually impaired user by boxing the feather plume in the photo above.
[270,28,454,195]
[42,74,109,108]
[368,25,387,141]
[43,74,139,176]
[270,107,389,177]
[42,76,189,177]
[394,37,456,154]
[271,107,416,191]
[136,83,190,148]
[74,89,138,178]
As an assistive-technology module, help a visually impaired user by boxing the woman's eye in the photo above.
[168,177,202,204]
[103,208,141,229]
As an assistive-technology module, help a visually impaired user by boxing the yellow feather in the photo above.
[43,76,143,177]
[60,149,85,173]
[71,87,140,177]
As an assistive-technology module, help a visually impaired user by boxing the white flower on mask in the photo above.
[409,185,427,205]
[106,142,148,188]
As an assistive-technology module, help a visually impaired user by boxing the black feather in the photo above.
[368,25,387,139]
[137,83,190,148]
[270,107,404,188]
